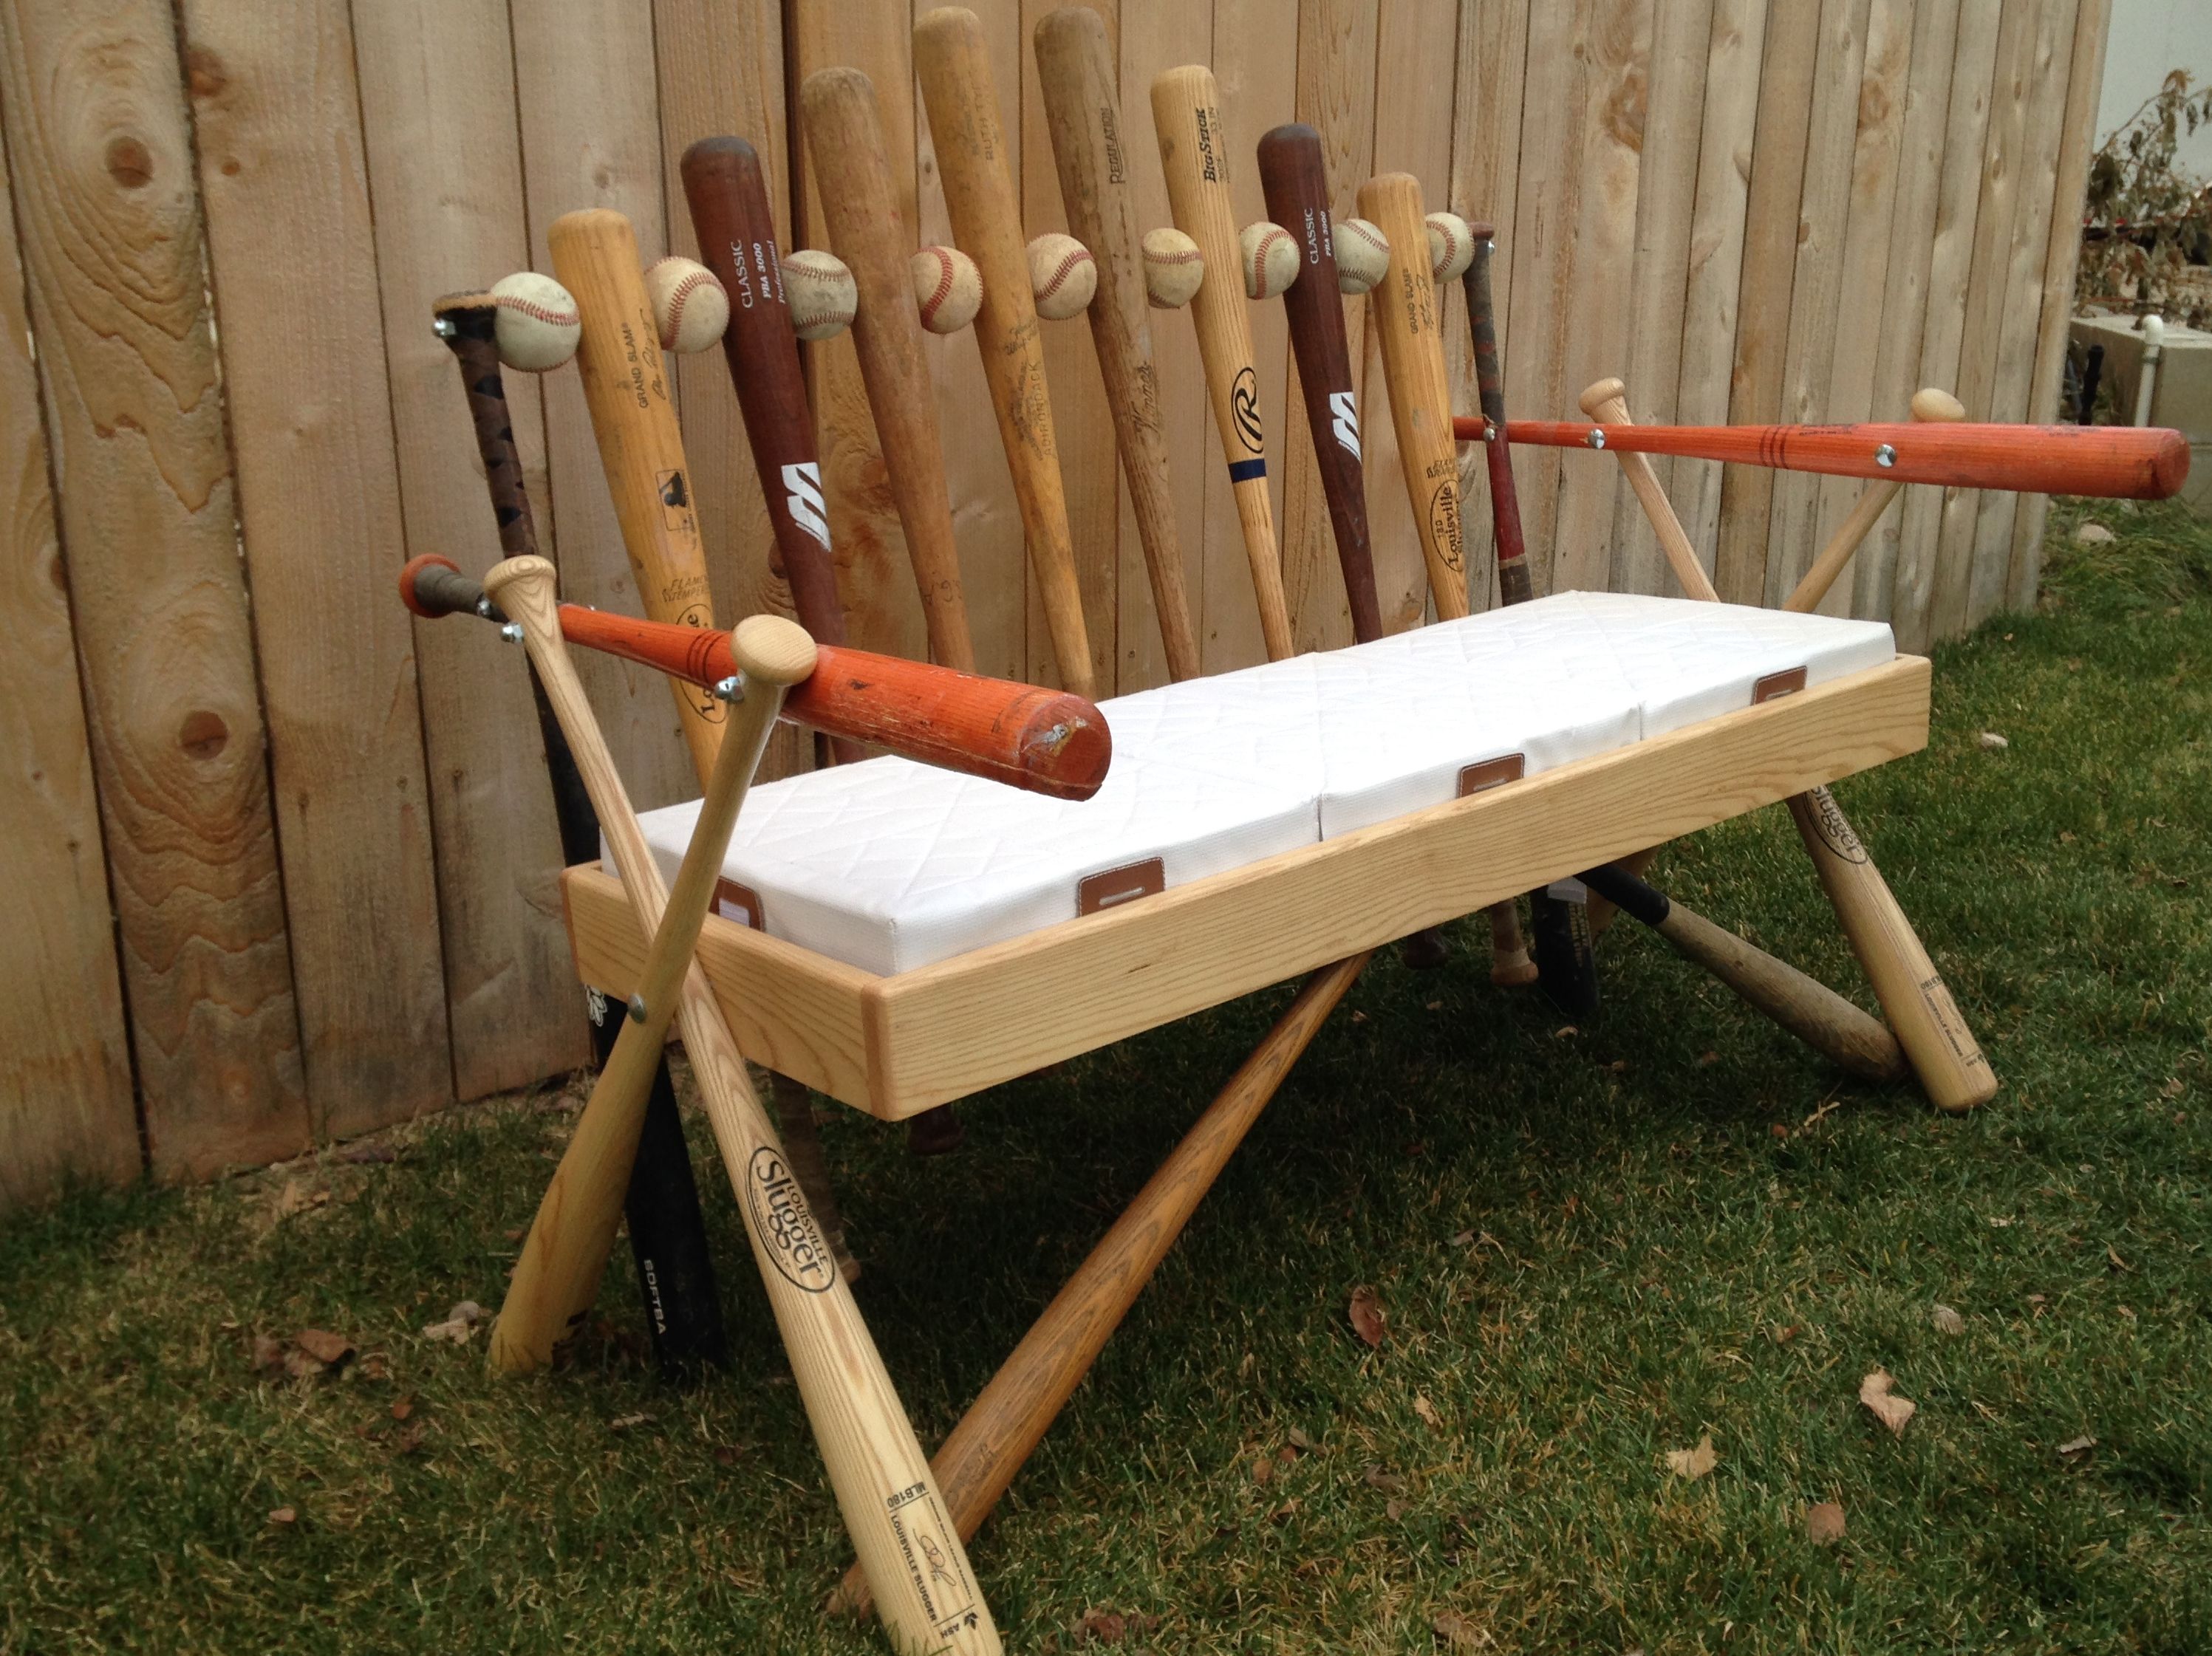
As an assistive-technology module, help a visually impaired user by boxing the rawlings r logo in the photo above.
[1328,391,1360,460]
[1231,366,1263,454]
[782,462,830,549]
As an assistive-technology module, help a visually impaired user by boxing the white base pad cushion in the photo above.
[617,593,1894,976]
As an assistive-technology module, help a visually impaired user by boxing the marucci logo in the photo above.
[782,462,830,548]
[1329,391,1360,460]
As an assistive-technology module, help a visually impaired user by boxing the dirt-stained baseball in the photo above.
[1238,220,1299,300]
[781,249,858,341]
[1141,227,1204,309]
[488,271,581,371]
[1333,217,1390,295]
[1026,232,1096,321]
[643,256,729,353]
[1425,211,1474,284]
[911,245,982,334]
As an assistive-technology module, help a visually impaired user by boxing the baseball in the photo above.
[1238,220,1299,301]
[1141,227,1204,309]
[1026,232,1096,321]
[1334,217,1390,295]
[781,249,858,341]
[488,271,581,371]
[1425,211,1474,284]
[911,245,982,334]
[643,256,728,353]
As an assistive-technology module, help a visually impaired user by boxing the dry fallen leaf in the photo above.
[2107,1245,2131,1272]
[610,1412,650,1431]
[1348,1285,1387,1349]
[1432,1610,1492,1648]
[1251,1454,1274,1487]
[1385,1497,1407,1520]
[1932,1304,1964,1336]
[1805,1501,1846,1544]
[1772,1322,1802,1345]
[1286,1426,1314,1451]
[389,1396,413,1422]
[421,1300,487,1344]
[1413,1395,1443,1431]
[267,1506,296,1525]
[1363,1464,1406,1494]
[1076,1607,1125,1643]
[1978,731,2010,751]
[1665,1434,1718,1479]
[1860,1369,1917,1437]
[250,1334,286,1375]
[294,1330,353,1366]
[2057,1434,2097,1460]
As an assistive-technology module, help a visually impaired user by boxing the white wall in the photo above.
[2097,0,2212,177]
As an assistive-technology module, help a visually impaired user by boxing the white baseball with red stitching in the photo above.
[1025,233,1096,321]
[644,256,729,353]
[488,271,581,371]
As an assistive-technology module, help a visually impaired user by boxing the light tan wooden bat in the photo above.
[1354,171,1471,620]
[1781,388,1966,613]
[482,556,1001,1653]
[1581,377,1996,1113]
[913,7,1097,697]
[1150,63,1295,663]
[1033,4,1199,682]
[799,67,977,674]
[546,208,726,779]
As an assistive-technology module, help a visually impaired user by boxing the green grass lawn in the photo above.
[3,503,2206,1655]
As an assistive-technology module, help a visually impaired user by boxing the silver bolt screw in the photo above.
[431,316,456,339]
[1874,443,1897,469]
[499,621,525,644]
[627,993,648,1024]
[713,674,744,703]
[1588,428,1608,451]
[1483,424,1499,442]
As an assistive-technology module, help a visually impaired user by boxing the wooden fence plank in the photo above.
[510,0,695,811]
[1446,0,1532,608]
[1021,0,1122,692]
[791,0,931,669]
[1888,0,2001,650]
[1713,0,1820,605]
[655,0,809,781]
[1281,0,1379,654]
[1855,0,1964,622]
[0,112,140,1205]
[1763,0,1877,608]
[180,0,453,1139]
[1202,0,1298,671]
[1967,0,2079,627]
[1924,0,2036,643]
[1671,0,1768,584]
[2009,0,2113,608]
[1610,0,1715,598]
[1121,0,1214,689]
[352,0,586,1099]
[0,0,310,1178]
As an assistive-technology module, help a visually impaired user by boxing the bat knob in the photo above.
[1578,377,1628,420]
[1910,387,1966,423]
[731,615,819,686]
[1465,219,1495,242]
[398,552,463,618]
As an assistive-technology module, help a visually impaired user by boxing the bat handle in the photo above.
[1780,387,1966,615]
[399,552,502,621]
[1577,376,1720,603]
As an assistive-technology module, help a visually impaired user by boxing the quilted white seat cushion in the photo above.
[617,592,1894,976]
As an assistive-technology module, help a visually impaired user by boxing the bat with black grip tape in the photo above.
[1453,222,1594,1009]
[1033,4,1200,682]
[429,295,725,1380]
[545,210,728,779]
[1447,413,2190,499]
[1576,375,1996,1113]
[1150,63,1296,663]
[914,5,1098,697]
[678,135,863,765]
[485,554,1003,1654]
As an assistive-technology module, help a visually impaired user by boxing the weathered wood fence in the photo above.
[0,0,2107,1206]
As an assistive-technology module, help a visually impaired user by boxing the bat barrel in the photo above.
[1453,416,2191,499]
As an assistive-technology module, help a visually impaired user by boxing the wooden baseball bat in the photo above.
[1150,64,1295,663]
[798,68,977,674]
[484,555,1001,1654]
[914,7,1097,698]
[1782,389,1965,613]
[1356,171,1470,619]
[678,137,862,766]
[545,606,1110,801]
[426,296,725,1380]
[835,951,1372,1617]
[1576,379,1721,602]
[491,621,785,1375]
[1254,123,1385,645]
[1032,5,1201,682]
[1448,412,2190,499]
[1583,377,1996,1113]
[1577,865,1906,1084]
[545,210,728,779]
[1453,222,1591,1006]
